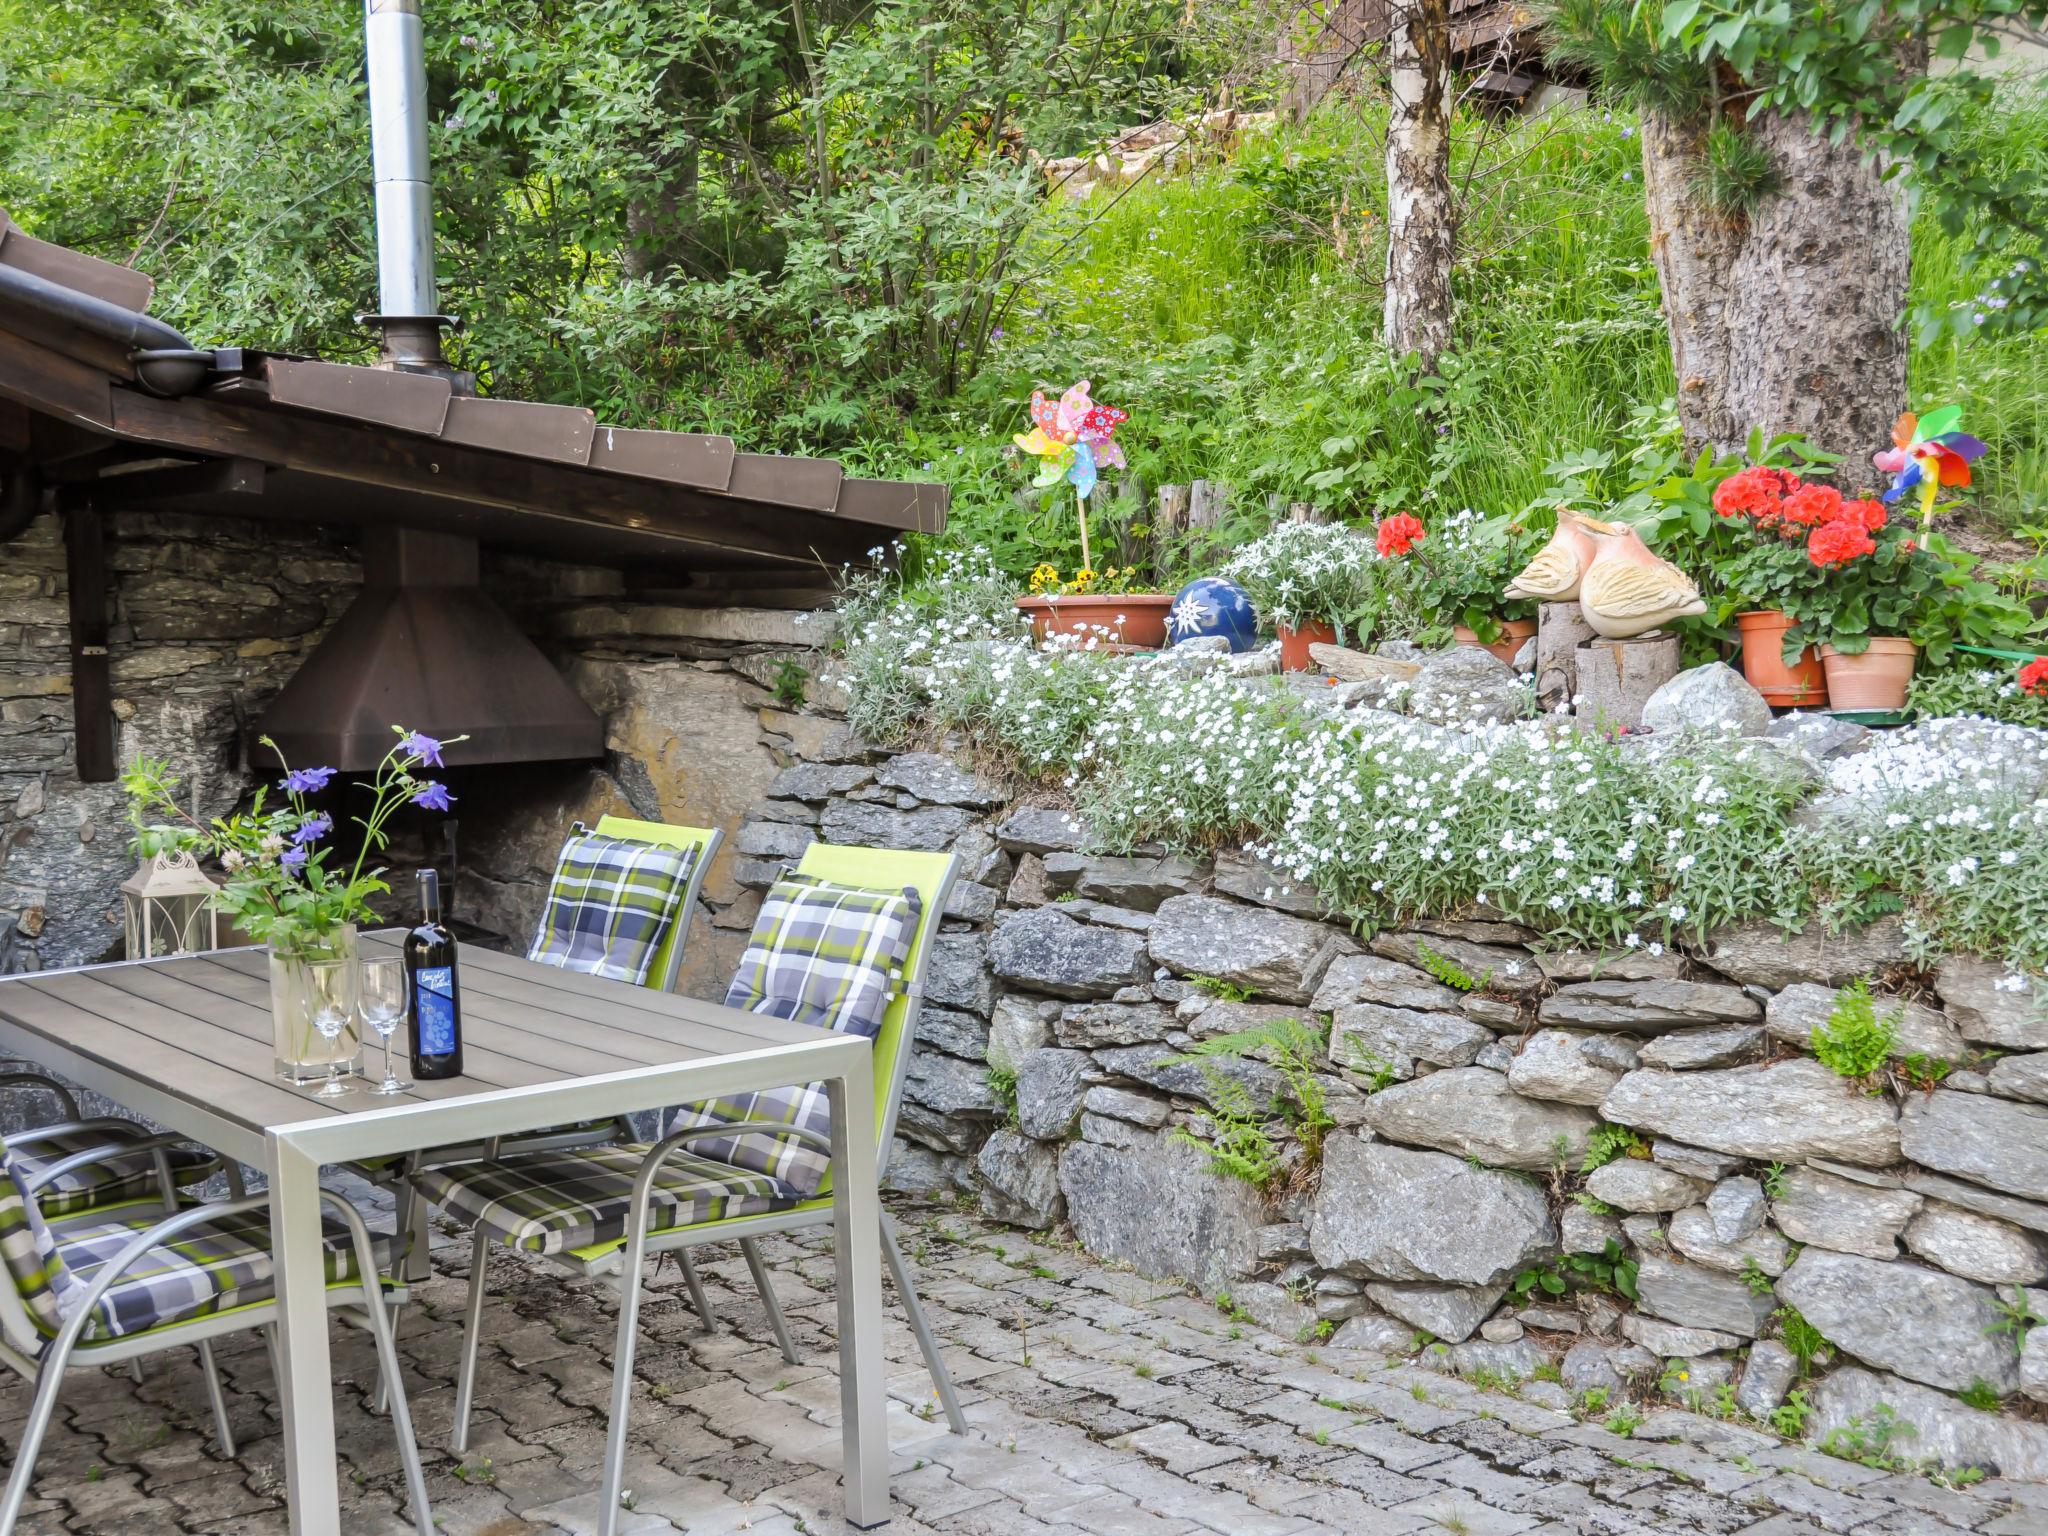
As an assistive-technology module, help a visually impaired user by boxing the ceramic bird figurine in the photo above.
[1504,510,1621,604]
[1576,523,1706,639]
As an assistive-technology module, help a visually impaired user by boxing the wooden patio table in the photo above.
[0,934,892,1534]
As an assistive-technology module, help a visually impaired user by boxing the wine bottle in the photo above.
[404,868,462,1081]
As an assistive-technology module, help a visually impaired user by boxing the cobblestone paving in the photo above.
[5,1201,2046,1536]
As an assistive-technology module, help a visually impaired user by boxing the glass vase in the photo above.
[269,924,361,1084]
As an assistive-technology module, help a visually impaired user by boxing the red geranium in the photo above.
[1807,519,1876,567]
[1837,498,1887,532]
[1782,483,1842,527]
[1713,466,1799,521]
[1376,513,1426,558]
[2021,657,2048,698]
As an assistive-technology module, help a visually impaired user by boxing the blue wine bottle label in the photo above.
[415,966,458,1056]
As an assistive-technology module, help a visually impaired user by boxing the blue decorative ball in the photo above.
[1167,577,1258,653]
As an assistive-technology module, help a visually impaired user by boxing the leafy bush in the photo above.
[1811,982,1900,1081]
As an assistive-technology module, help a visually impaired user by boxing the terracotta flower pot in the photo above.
[1820,637,1918,712]
[1453,618,1538,669]
[1014,593,1172,650]
[1736,610,1827,708]
[1276,620,1339,672]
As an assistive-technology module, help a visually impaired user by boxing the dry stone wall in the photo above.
[740,711,2048,1478]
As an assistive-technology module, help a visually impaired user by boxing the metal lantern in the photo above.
[119,849,222,960]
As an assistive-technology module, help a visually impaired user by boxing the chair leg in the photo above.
[195,1339,236,1457]
[675,1248,716,1335]
[371,1301,405,1415]
[597,1257,650,1536]
[0,1354,67,1533]
[126,1358,144,1385]
[356,1289,434,1536]
[882,1212,966,1434]
[740,1238,801,1366]
[451,1231,491,1455]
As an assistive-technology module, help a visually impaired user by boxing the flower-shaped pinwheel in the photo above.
[1874,406,1988,527]
[1013,380,1127,501]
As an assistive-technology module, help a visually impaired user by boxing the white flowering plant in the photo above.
[1221,521,1394,639]
[831,552,2048,980]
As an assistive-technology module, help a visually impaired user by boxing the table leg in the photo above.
[829,1070,889,1528]
[269,1132,341,1536]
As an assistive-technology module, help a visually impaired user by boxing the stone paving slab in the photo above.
[0,1198,2041,1535]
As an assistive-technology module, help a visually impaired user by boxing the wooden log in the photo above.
[1308,642,1421,682]
[1287,502,1324,524]
[1574,634,1681,731]
[1188,479,1229,530]
[1536,601,1598,711]
[1153,483,1190,569]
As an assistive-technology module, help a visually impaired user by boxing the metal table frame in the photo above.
[0,950,892,1535]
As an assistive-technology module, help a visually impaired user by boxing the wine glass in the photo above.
[306,958,359,1099]
[360,956,412,1095]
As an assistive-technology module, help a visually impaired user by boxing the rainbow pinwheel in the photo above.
[1874,405,1988,527]
[1013,380,1128,569]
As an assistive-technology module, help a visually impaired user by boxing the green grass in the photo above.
[858,84,2048,568]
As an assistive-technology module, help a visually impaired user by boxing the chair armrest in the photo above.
[6,1116,156,1151]
[23,1132,196,1195]
[660,1121,833,1157]
[0,1073,80,1121]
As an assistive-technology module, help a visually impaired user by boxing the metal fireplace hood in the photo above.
[255,527,602,771]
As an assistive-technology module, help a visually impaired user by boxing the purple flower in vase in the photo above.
[284,766,336,795]
[293,812,333,845]
[399,730,445,768]
[412,781,455,813]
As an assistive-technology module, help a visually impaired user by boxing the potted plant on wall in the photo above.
[1011,380,1174,648]
[1711,465,1836,705]
[1399,507,1544,664]
[1016,562,1174,648]
[1718,469,2039,712]
[1222,520,1380,669]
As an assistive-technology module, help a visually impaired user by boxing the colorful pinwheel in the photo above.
[1013,380,1128,570]
[1874,405,1988,527]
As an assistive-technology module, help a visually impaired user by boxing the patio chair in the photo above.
[384,816,721,1273]
[0,1070,231,1218]
[409,844,964,1532]
[0,1138,433,1536]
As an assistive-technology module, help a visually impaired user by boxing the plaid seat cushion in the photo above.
[14,1131,219,1219]
[54,1207,386,1342]
[528,827,698,987]
[411,1145,801,1258]
[667,875,921,1199]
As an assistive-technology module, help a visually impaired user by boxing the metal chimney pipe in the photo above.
[361,0,454,370]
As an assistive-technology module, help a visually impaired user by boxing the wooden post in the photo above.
[1287,502,1323,524]
[1575,634,1681,731]
[1535,601,1598,712]
[1188,479,1229,530]
[63,496,114,782]
[1154,483,1190,570]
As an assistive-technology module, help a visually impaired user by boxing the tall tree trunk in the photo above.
[622,140,699,280]
[1382,0,1455,373]
[1641,109,1911,465]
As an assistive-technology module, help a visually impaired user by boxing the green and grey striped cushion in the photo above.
[412,1144,801,1257]
[667,876,920,1197]
[529,826,699,987]
[53,1208,385,1341]
[14,1131,220,1220]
